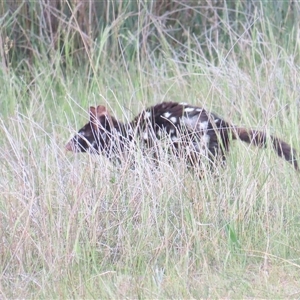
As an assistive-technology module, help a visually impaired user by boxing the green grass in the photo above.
[1,6,300,299]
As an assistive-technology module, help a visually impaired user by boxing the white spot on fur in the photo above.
[143,131,148,140]
[144,111,151,119]
[171,135,180,142]
[202,133,210,144]
[196,108,202,112]
[157,128,162,137]
[169,128,175,135]
[179,102,188,105]
[199,121,208,130]
[170,117,177,123]
[127,128,134,135]
[181,115,198,129]
[199,133,210,155]
[214,119,219,123]
[163,112,171,118]
[184,107,195,113]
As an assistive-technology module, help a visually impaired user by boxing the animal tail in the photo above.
[232,127,298,170]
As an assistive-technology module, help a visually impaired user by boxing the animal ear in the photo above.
[89,106,98,130]
[89,105,112,130]
[89,106,96,117]
[97,105,114,128]
[96,105,108,116]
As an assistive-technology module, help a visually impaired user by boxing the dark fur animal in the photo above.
[66,102,298,170]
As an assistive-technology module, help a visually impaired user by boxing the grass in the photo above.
[1,4,300,299]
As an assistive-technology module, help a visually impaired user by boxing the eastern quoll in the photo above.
[66,102,298,170]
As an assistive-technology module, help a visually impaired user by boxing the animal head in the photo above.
[66,105,115,155]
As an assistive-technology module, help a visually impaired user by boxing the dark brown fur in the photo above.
[66,102,298,171]
[233,128,298,170]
